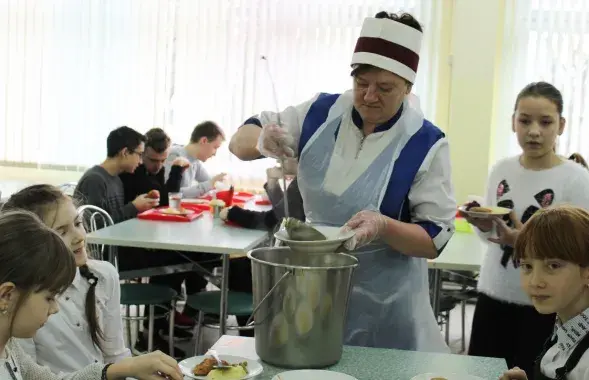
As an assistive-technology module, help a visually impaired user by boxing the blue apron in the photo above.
[297,91,448,352]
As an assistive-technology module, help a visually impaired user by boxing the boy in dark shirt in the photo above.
[75,126,158,221]
[120,128,189,207]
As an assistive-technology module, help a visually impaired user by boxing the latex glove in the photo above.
[499,367,528,380]
[256,124,296,158]
[488,210,523,247]
[341,210,388,250]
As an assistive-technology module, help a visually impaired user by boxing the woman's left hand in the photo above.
[487,210,523,247]
[219,207,231,221]
[342,210,388,250]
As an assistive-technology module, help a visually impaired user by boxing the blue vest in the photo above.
[298,93,445,223]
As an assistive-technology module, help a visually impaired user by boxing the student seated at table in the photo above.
[163,121,227,198]
[74,126,158,222]
[0,192,182,380]
[500,206,589,380]
[120,127,190,207]
[118,127,219,354]
[220,159,303,229]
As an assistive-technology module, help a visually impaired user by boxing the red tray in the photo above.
[182,203,211,212]
[199,191,255,205]
[138,207,204,222]
[255,199,271,206]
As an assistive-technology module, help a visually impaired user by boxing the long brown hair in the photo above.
[0,210,76,334]
[3,184,105,352]
[569,153,588,169]
[514,205,589,267]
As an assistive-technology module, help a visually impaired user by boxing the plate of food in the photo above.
[179,354,263,379]
[458,201,511,219]
[274,218,355,253]
[182,198,210,204]
[272,370,358,380]
[157,207,195,216]
[410,373,485,380]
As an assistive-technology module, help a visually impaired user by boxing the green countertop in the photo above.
[208,336,507,380]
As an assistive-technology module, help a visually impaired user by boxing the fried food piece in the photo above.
[192,357,229,376]
[469,206,492,213]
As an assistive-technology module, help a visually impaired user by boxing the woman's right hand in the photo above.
[257,124,296,158]
[107,351,183,380]
[499,367,528,380]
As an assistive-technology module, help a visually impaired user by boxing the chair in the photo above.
[77,205,178,355]
[185,290,254,355]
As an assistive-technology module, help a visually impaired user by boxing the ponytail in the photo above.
[79,265,104,353]
[569,153,588,169]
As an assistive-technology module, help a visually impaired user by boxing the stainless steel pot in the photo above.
[247,247,358,368]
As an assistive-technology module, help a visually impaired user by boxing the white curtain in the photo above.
[0,0,441,188]
[495,0,589,162]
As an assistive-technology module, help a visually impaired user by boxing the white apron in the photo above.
[296,91,448,352]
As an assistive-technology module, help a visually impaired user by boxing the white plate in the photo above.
[274,225,355,253]
[272,370,358,380]
[458,205,511,219]
[179,354,263,379]
[410,373,485,380]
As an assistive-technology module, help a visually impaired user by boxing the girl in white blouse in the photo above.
[4,185,151,375]
[0,209,182,379]
[501,205,589,380]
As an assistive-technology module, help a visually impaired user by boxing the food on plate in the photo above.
[294,300,314,336]
[464,200,480,211]
[160,207,189,215]
[430,377,448,380]
[192,357,229,376]
[469,207,492,213]
[192,357,248,379]
[146,189,160,199]
[209,199,226,208]
[206,363,248,380]
[281,217,326,241]
[269,312,289,347]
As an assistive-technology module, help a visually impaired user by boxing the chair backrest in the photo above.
[77,205,116,267]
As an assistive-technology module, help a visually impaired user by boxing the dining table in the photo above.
[86,197,272,336]
[194,335,508,380]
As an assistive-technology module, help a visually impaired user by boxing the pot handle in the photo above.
[246,270,292,327]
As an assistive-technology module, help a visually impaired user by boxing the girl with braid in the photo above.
[3,185,131,375]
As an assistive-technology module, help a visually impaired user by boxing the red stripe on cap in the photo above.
[354,37,419,72]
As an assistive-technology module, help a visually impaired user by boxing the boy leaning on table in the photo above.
[74,126,158,222]
[163,120,227,198]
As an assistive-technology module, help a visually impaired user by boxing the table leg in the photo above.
[219,254,230,337]
[431,269,442,317]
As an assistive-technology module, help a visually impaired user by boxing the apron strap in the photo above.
[555,332,589,379]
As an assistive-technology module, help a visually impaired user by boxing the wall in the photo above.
[438,0,506,204]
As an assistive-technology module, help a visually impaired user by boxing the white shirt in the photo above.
[17,260,130,375]
[476,156,589,304]
[164,144,213,198]
[540,308,589,380]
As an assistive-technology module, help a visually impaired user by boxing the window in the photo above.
[495,0,589,161]
[0,0,441,187]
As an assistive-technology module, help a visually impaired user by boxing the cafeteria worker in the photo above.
[230,11,456,352]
